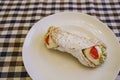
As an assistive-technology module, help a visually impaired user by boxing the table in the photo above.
[0,0,120,80]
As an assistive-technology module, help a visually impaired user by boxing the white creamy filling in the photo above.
[95,46,102,56]
[46,34,58,49]
[83,46,102,65]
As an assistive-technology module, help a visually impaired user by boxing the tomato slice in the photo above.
[90,46,99,59]
[45,35,49,45]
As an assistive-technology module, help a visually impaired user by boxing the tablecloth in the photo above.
[0,0,120,80]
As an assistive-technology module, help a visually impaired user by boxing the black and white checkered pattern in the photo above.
[0,0,120,80]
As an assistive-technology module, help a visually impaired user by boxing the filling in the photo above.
[45,33,58,48]
[82,45,106,66]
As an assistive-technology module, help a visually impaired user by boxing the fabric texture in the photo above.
[0,0,120,80]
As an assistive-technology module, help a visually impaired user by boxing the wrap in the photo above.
[44,26,107,67]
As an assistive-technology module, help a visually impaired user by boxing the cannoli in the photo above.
[44,26,107,67]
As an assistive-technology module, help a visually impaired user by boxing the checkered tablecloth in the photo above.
[0,0,120,80]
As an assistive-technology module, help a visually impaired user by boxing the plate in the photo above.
[22,12,120,80]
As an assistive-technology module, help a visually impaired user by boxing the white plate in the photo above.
[22,12,120,80]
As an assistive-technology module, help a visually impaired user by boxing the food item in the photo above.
[44,26,107,67]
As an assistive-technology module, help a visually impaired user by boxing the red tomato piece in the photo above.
[90,46,99,59]
[45,35,49,45]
